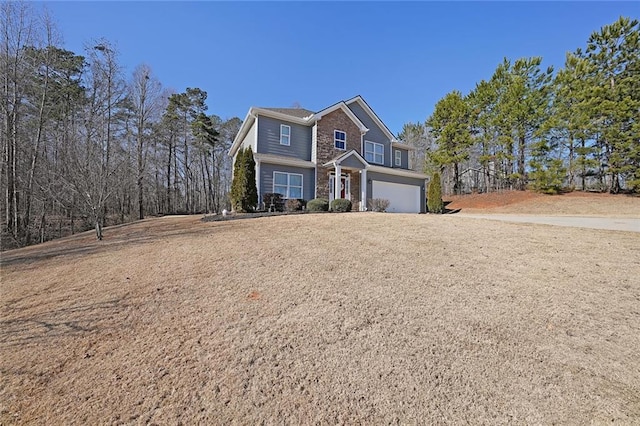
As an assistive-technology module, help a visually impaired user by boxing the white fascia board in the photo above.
[229,109,256,157]
[392,141,416,151]
[312,102,369,133]
[344,95,397,142]
[367,164,427,179]
[251,108,311,125]
[254,153,316,169]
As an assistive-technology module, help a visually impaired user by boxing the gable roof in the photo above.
[344,95,398,143]
[322,149,368,168]
[260,107,315,119]
[313,101,368,133]
[230,96,394,157]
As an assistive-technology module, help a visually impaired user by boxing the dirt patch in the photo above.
[1,214,639,424]
[447,191,640,216]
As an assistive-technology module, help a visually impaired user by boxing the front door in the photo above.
[329,174,350,201]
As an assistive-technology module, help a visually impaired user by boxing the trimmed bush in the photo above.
[368,198,390,212]
[285,198,302,212]
[307,198,329,212]
[427,172,444,213]
[330,198,352,212]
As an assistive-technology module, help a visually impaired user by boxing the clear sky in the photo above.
[40,1,638,135]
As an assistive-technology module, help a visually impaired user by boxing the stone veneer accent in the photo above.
[315,109,363,206]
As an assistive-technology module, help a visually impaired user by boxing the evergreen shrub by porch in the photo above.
[307,198,329,212]
[330,198,352,212]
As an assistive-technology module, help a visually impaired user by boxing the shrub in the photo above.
[330,198,352,212]
[263,193,284,212]
[307,198,329,212]
[427,172,444,213]
[230,147,258,212]
[368,198,390,212]
[285,198,302,212]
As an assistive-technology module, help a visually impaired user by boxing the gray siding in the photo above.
[348,102,391,167]
[257,116,312,160]
[367,171,426,213]
[393,148,409,169]
[340,155,366,169]
[260,163,315,202]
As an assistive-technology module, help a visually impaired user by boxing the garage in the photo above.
[372,180,421,213]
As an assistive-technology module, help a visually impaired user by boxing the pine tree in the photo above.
[426,91,473,194]
[427,172,444,213]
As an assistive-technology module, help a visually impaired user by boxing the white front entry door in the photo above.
[329,174,350,201]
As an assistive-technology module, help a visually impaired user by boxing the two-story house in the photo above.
[229,96,427,213]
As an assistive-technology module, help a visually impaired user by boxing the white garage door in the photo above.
[372,181,420,213]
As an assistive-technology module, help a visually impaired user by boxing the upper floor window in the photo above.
[280,124,291,146]
[365,141,384,164]
[395,150,402,166]
[334,130,346,150]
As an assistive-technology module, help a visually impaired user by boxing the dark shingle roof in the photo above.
[260,107,315,118]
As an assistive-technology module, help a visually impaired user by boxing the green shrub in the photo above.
[330,198,352,212]
[368,198,390,212]
[427,172,444,213]
[307,198,329,212]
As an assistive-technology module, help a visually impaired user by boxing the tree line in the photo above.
[1,2,241,249]
[401,17,639,195]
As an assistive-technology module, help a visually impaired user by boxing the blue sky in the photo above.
[41,1,638,135]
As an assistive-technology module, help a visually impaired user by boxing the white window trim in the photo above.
[280,124,291,146]
[273,171,303,199]
[334,130,346,150]
[365,140,384,165]
[395,150,402,166]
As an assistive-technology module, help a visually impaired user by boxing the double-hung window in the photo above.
[334,130,346,150]
[365,141,384,164]
[395,150,402,166]
[280,124,291,146]
[273,172,303,199]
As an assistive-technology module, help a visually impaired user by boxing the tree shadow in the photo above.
[0,297,128,347]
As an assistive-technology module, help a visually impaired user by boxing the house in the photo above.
[229,96,427,213]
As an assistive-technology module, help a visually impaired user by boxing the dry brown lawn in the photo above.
[1,199,640,424]
[448,190,640,217]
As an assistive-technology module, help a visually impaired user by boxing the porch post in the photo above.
[255,160,261,209]
[334,164,342,200]
[361,168,367,211]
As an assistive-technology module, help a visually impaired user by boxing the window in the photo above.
[334,130,346,150]
[273,172,303,199]
[395,150,402,166]
[280,124,290,146]
[365,141,384,164]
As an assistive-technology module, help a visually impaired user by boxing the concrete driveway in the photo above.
[455,214,640,233]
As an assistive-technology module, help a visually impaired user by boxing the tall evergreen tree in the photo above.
[426,90,473,194]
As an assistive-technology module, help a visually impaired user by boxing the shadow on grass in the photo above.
[0,297,128,347]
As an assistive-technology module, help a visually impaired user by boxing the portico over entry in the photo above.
[322,150,369,211]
